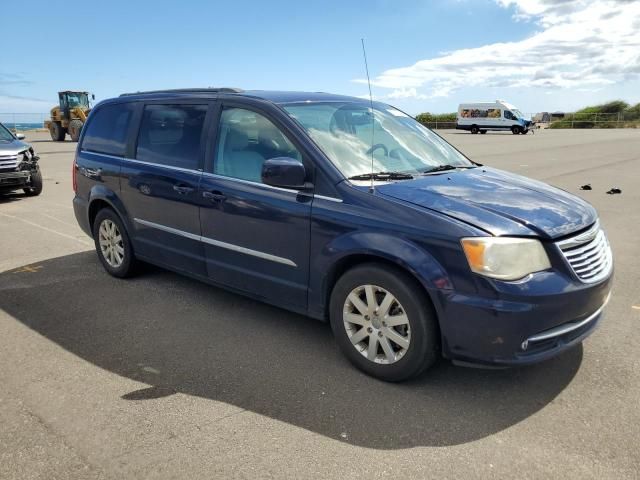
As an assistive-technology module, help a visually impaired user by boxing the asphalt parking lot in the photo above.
[1,129,639,479]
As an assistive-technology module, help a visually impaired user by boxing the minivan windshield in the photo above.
[284,102,472,179]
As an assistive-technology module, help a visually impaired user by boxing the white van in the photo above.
[456,100,531,134]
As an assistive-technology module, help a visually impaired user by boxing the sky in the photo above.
[1,0,639,119]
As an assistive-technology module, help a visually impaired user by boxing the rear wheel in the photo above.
[471,125,479,134]
[330,263,439,381]
[511,126,521,135]
[480,130,487,134]
[49,122,66,141]
[23,168,43,196]
[93,208,137,278]
[68,119,84,142]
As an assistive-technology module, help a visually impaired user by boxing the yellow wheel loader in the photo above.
[44,91,94,142]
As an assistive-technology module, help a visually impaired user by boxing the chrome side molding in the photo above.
[133,218,297,267]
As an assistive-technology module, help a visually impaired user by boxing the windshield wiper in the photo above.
[348,171,414,181]
[421,164,475,174]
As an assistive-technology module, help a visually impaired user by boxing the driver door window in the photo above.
[214,108,301,183]
[504,110,516,120]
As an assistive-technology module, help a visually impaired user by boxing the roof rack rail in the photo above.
[119,87,244,97]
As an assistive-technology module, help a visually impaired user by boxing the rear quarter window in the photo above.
[135,104,207,170]
[81,103,135,156]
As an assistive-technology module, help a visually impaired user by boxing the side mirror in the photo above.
[15,133,25,140]
[261,157,308,189]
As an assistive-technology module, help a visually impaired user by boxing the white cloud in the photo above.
[387,88,427,99]
[356,0,640,100]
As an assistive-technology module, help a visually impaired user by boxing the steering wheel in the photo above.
[366,143,389,156]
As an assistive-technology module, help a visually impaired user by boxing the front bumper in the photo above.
[437,269,613,367]
[520,292,609,353]
[0,170,31,189]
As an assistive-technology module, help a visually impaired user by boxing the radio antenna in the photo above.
[361,38,375,194]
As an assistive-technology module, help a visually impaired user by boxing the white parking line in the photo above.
[0,212,93,247]
[37,211,78,228]
[42,201,74,210]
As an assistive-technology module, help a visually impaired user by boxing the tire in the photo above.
[23,168,43,196]
[49,122,66,141]
[480,130,487,134]
[329,263,439,381]
[511,126,521,135]
[470,125,479,134]
[68,119,84,142]
[520,129,528,135]
[92,208,137,278]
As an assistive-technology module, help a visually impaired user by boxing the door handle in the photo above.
[82,167,101,178]
[173,185,195,195]
[202,190,226,202]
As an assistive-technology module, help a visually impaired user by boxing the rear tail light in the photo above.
[72,156,77,193]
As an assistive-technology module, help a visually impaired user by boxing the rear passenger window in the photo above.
[82,103,134,156]
[136,104,207,170]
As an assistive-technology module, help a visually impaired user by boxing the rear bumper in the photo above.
[438,270,613,367]
[73,195,92,237]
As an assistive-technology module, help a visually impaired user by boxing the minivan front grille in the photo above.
[556,222,612,283]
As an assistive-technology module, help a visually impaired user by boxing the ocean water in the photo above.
[5,123,43,131]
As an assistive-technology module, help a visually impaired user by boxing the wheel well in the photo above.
[88,199,112,230]
[324,254,438,321]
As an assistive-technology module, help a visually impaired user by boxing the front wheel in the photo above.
[93,208,137,278]
[511,126,521,135]
[68,119,84,142]
[23,168,43,196]
[49,122,66,141]
[330,264,439,381]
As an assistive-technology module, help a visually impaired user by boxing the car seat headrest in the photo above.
[226,128,249,151]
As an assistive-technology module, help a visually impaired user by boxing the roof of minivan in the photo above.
[117,89,368,105]
[244,90,366,104]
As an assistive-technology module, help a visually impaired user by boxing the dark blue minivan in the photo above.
[73,88,613,381]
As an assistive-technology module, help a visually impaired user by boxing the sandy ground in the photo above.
[0,129,639,479]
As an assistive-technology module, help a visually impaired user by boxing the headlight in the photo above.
[461,237,551,281]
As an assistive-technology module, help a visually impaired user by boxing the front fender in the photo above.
[308,231,452,320]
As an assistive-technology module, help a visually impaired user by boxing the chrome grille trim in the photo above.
[556,222,613,283]
[0,155,20,170]
[521,292,611,350]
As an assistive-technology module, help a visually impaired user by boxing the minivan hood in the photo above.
[376,167,596,239]
[0,138,30,155]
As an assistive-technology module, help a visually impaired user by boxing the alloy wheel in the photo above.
[343,284,411,364]
[98,219,125,268]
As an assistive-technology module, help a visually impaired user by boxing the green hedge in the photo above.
[415,112,457,129]
[549,101,640,128]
